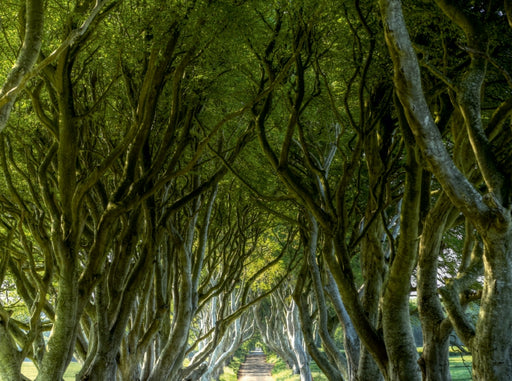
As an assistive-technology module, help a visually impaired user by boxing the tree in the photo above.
[2,0,512,380]
[379,0,512,378]
[0,1,277,380]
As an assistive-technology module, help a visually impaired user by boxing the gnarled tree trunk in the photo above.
[417,193,456,381]
[379,0,512,378]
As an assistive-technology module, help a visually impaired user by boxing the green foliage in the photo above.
[1,0,511,379]
[218,366,237,381]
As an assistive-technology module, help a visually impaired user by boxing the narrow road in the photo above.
[237,350,274,381]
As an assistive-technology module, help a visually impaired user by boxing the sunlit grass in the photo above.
[417,346,472,381]
[219,354,246,381]
[219,365,238,381]
[267,349,471,381]
[21,349,470,381]
[21,361,82,381]
[267,354,328,381]
[449,355,472,381]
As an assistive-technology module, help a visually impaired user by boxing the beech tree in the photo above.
[380,0,512,379]
[2,0,512,380]
[0,1,286,380]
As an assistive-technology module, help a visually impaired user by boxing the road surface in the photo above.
[238,350,274,381]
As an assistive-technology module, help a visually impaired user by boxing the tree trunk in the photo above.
[379,0,512,378]
[303,215,347,380]
[358,99,392,381]
[199,310,251,381]
[119,356,142,381]
[147,249,194,381]
[381,135,422,381]
[285,301,312,381]
[36,269,79,381]
[80,353,117,381]
[0,314,22,381]
[324,269,360,381]
[471,235,512,380]
[79,213,155,381]
[358,216,386,381]
[417,193,455,381]
[0,0,44,132]
[254,300,295,373]
[147,208,201,381]
[419,336,451,381]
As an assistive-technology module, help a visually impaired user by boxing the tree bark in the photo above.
[381,133,422,381]
[324,269,360,381]
[148,191,215,381]
[35,266,79,381]
[358,117,389,381]
[0,311,22,381]
[0,0,44,132]
[417,193,456,381]
[379,0,512,378]
[303,215,348,380]
[255,302,299,374]
[285,301,312,381]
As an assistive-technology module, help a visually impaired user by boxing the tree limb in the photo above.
[0,0,44,133]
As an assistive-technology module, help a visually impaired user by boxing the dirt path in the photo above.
[237,350,274,381]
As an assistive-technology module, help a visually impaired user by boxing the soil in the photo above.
[237,350,274,381]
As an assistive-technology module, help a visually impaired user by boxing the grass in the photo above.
[416,346,472,381]
[21,361,82,381]
[218,365,238,381]
[266,350,472,381]
[219,354,246,381]
[22,349,470,381]
[267,355,328,381]
[449,354,472,381]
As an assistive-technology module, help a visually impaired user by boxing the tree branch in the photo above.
[378,0,492,231]
[0,0,44,132]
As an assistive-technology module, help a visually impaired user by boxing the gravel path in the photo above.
[237,350,274,381]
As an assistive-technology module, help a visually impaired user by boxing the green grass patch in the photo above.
[417,347,472,381]
[267,350,472,381]
[267,354,328,381]
[449,355,472,381]
[219,354,247,381]
[218,365,237,381]
[21,361,82,381]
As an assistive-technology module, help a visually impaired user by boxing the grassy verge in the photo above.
[219,353,247,381]
[219,365,238,381]
[21,350,471,381]
[21,362,82,381]
[265,350,472,381]
[267,354,328,381]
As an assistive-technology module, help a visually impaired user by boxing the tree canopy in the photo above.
[1,1,511,380]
